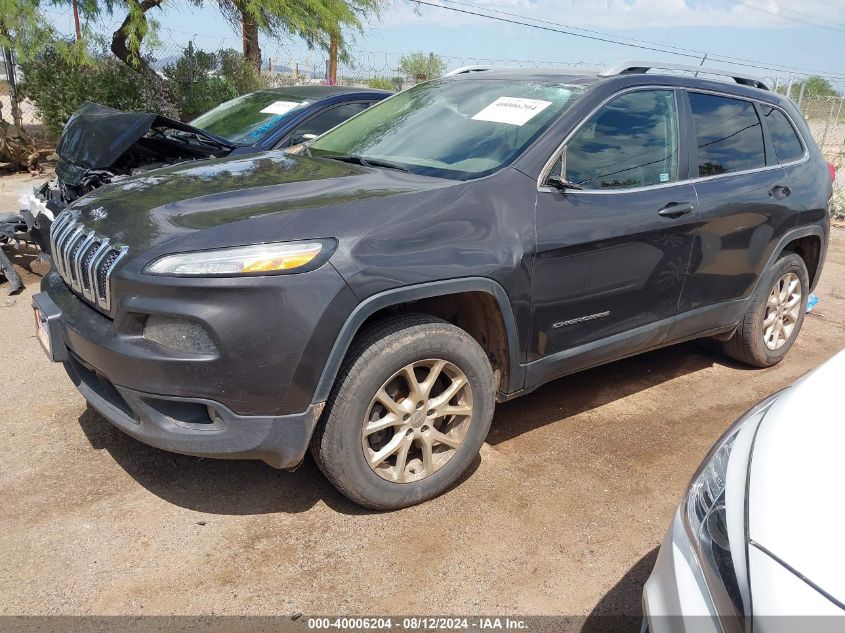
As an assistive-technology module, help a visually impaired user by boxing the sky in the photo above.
[42,0,845,88]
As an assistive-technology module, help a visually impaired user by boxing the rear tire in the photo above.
[311,314,496,510]
[723,252,808,368]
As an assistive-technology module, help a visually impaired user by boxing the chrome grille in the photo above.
[49,210,127,312]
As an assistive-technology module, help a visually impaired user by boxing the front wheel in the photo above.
[311,315,496,510]
[723,252,809,368]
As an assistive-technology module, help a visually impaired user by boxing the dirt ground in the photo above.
[2,168,845,621]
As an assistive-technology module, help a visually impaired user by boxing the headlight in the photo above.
[144,240,333,276]
[682,393,780,625]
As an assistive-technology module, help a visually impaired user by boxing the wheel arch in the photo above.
[768,225,827,292]
[313,278,524,403]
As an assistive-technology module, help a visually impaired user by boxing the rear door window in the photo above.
[689,93,766,177]
[761,106,805,164]
[564,89,680,190]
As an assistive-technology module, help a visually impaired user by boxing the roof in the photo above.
[447,67,601,85]
[446,65,786,105]
[262,85,392,98]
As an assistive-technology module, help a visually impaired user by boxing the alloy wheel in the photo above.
[763,272,802,351]
[361,359,474,483]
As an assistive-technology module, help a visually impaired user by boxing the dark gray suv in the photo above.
[33,62,833,509]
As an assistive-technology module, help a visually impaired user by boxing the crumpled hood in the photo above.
[747,351,845,606]
[66,150,452,253]
[55,102,232,185]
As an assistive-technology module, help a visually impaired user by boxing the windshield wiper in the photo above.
[323,154,408,172]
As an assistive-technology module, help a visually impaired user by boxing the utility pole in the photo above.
[694,53,707,77]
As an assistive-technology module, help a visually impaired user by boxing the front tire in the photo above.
[311,315,496,510]
[723,252,809,368]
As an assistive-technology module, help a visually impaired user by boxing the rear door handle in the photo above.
[657,202,695,218]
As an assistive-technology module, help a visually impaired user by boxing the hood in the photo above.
[67,151,453,253]
[55,102,234,185]
[747,350,845,606]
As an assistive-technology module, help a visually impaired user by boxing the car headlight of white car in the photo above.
[681,393,782,625]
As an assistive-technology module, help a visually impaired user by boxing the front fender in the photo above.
[311,277,524,403]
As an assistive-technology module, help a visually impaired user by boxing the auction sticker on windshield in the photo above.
[471,97,552,126]
[260,101,301,115]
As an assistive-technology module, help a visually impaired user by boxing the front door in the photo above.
[529,88,698,366]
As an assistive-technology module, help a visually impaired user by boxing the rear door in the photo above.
[529,88,698,365]
[680,91,797,313]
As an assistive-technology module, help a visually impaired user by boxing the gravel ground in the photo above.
[2,170,845,621]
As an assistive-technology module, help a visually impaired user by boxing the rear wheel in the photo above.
[723,252,808,367]
[311,315,496,510]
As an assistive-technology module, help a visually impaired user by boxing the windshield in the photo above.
[309,79,585,179]
[190,92,311,145]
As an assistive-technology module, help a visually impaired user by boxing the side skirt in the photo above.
[513,298,748,397]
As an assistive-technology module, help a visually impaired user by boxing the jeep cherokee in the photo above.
[33,62,834,509]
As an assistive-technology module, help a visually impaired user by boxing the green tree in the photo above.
[0,0,54,61]
[0,0,63,124]
[398,51,445,81]
[213,0,385,72]
[799,76,839,98]
[779,75,840,100]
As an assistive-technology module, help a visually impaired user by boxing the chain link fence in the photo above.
[797,95,845,215]
[145,39,601,88]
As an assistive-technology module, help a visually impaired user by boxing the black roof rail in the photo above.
[599,60,769,91]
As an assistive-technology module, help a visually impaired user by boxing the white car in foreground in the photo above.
[644,350,845,633]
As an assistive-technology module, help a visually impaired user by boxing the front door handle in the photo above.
[657,202,695,219]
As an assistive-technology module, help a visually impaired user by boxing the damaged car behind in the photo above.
[14,85,389,253]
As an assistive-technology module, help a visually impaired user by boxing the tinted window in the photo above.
[565,90,679,190]
[289,102,370,144]
[761,106,804,163]
[689,93,765,177]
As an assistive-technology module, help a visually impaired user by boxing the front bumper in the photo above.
[39,261,355,415]
[643,510,721,633]
[32,261,353,467]
[33,288,323,468]
[64,352,323,468]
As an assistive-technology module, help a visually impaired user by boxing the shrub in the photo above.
[363,77,395,91]
[163,47,266,121]
[19,41,268,137]
[18,41,158,138]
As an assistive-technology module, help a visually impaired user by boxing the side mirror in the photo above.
[290,133,318,147]
[546,176,583,191]
[544,147,581,190]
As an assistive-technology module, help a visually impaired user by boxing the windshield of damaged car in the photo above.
[190,92,310,145]
[309,79,584,179]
